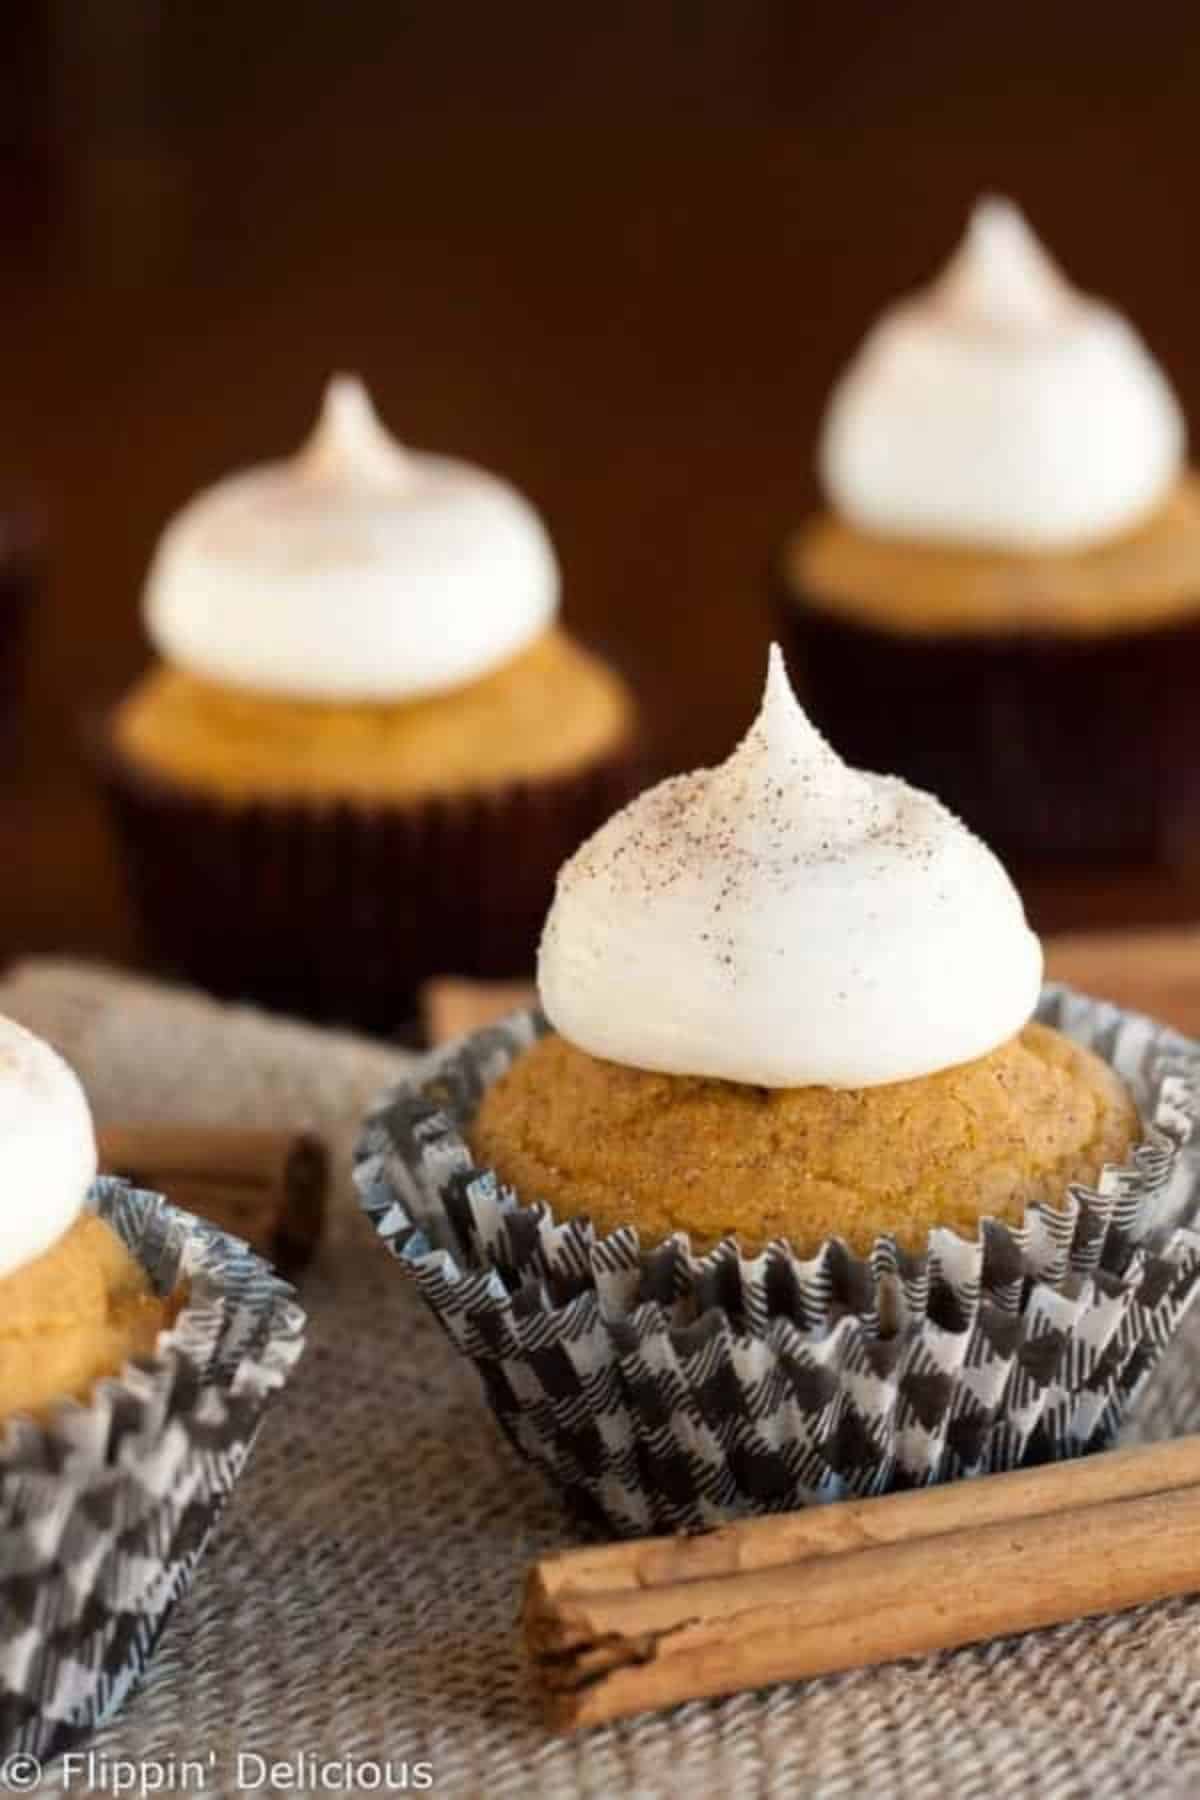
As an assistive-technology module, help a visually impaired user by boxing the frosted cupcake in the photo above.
[0,1015,303,1756]
[358,652,1200,1531]
[103,378,638,1029]
[477,649,1136,1253]
[778,199,1200,859]
[0,1016,180,1422]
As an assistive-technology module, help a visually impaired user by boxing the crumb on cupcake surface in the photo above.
[113,626,634,803]
[467,1022,1140,1257]
[790,475,1200,638]
[0,1213,181,1424]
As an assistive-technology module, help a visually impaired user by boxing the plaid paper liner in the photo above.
[0,1179,306,1761]
[356,987,1200,1536]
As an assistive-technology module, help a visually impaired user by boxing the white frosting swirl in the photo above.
[144,377,559,701]
[820,198,1185,550]
[538,647,1043,1088]
[0,1015,97,1280]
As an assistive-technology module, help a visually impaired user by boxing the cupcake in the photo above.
[0,1016,180,1421]
[778,198,1200,860]
[102,377,639,1030]
[0,1014,304,1758]
[357,651,1200,1534]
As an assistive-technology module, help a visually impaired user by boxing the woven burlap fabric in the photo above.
[6,958,1200,1799]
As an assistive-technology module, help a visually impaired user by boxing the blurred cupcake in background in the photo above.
[102,377,639,1031]
[778,198,1200,860]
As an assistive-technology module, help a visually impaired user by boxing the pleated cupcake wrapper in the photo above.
[356,986,1200,1536]
[0,1177,306,1761]
[97,720,641,1032]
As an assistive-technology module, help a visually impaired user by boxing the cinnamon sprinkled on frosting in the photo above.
[143,376,559,703]
[0,1014,97,1279]
[820,197,1184,551]
[538,647,1043,1087]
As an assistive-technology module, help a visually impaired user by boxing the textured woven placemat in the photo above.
[6,957,1200,1799]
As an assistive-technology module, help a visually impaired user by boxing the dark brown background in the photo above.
[3,1,1200,979]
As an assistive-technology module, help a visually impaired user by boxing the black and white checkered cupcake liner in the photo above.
[356,987,1200,1537]
[0,1178,306,1762]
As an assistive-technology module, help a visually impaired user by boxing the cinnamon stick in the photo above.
[98,1125,327,1276]
[421,976,537,1045]
[524,1436,1200,1729]
[1045,927,1200,1039]
[531,1436,1200,1599]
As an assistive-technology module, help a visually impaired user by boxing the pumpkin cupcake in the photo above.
[0,1014,180,1423]
[778,199,1200,859]
[359,651,1200,1533]
[0,1013,304,1759]
[103,377,638,1029]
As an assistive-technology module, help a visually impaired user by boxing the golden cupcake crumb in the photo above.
[468,1023,1140,1256]
[790,475,1200,638]
[0,1213,182,1424]
[113,626,635,802]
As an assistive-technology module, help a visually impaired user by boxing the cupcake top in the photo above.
[819,198,1185,552]
[144,377,560,702]
[537,647,1043,1087]
[0,1014,97,1279]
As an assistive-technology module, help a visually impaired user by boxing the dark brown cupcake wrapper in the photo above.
[774,555,1200,862]
[95,717,642,1032]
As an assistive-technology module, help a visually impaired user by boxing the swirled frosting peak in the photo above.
[0,1015,96,1280]
[144,376,559,701]
[296,373,420,489]
[538,647,1043,1088]
[819,197,1185,550]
